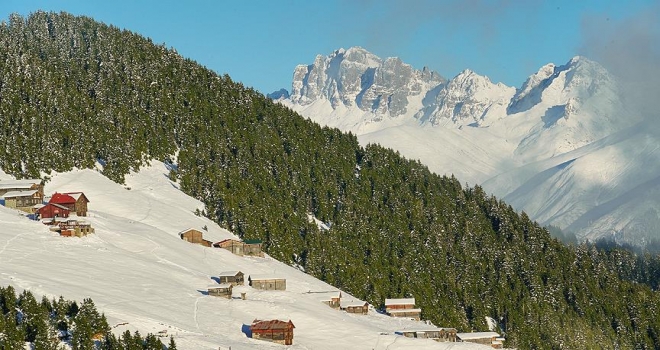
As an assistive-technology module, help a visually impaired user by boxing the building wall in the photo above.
[388,310,421,320]
[182,230,204,244]
[252,330,293,345]
[386,304,415,311]
[5,194,41,212]
[75,198,88,216]
[251,279,286,290]
[217,240,244,255]
[345,305,368,314]
[244,243,262,256]
[462,337,496,346]
[4,198,17,209]
[208,288,232,298]
[220,275,244,286]
[39,204,70,219]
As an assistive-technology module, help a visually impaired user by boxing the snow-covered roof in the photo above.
[33,203,45,209]
[385,298,415,305]
[66,192,84,200]
[456,331,500,340]
[41,202,70,211]
[396,325,457,332]
[215,238,241,244]
[218,270,243,277]
[340,299,367,308]
[209,283,233,289]
[316,291,342,299]
[249,274,285,281]
[178,228,200,235]
[2,189,38,198]
[0,179,40,189]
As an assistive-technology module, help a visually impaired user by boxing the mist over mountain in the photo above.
[276,46,659,247]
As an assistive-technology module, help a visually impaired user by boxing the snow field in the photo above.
[0,162,491,349]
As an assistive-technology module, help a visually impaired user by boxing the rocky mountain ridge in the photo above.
[276,47,656,246]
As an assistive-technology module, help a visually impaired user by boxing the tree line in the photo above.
[0,285,175,349]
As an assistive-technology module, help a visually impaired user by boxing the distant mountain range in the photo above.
[273,47,660,246]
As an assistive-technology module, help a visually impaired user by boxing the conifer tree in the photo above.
[167,336,177,350]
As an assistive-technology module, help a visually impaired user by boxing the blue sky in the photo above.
[1,0,658,95]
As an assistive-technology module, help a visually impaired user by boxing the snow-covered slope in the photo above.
[277,47,654,246]
[0,162,490,349]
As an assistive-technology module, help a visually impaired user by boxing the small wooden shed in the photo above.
[385,298,421,321]
[214,239,244,255]
[208,283,233,299]
[249,275,286,291]
[179,228,212,247]
[218,271,244,286]
[457,332,504,348]
[320,291,342,309]
[396,327,457,342]
[340,299,369,315]
[250,319,295,345]
[243,239,263,256]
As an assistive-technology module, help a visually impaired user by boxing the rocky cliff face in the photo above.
[288,47,445,117]
[416,69,515,126]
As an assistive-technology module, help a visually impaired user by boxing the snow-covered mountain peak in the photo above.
[418,69,515,126]
[286,47,446,117]
[277,47,656,247]
[450,69,496,93]
[507,56,616,118]
[336,46,382,67]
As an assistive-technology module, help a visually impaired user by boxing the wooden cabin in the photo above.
[385,298,421,321]
[248,275,286,291]
[0,179,43,198]
[396,327,457,342]
[214,239,244,255]
[37,202,71,219]
[250,319,294,345]
[49,192,89,216]
[218,271,244,286]
[213,239,263,257]
[2,190,42,213]
[319,291,342,309]
[457,332,504,348]
[340,299,369,315]
[207,283,233,299]
[179,228,212,247]
[243,239,263,257]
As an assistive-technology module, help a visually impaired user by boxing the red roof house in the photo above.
[50,192,89,216]
[37,202,71,219]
